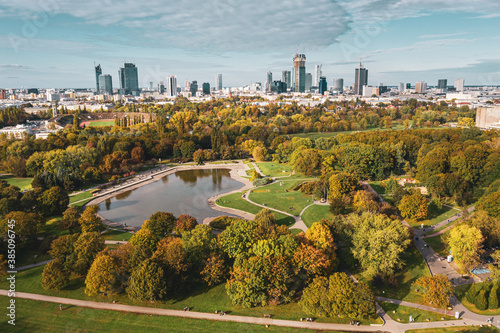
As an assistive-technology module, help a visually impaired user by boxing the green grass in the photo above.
[424,234,449,257]
[88,120,115,127]
[71,197,94,208]
[0,266,381,325]
[454,284,500,316]
[367,181,386,195]
[426,205,459,227]
[0,175,33,190]
[102,228,133,242]
[216,192,295,227]
[249,180,314,216]
[406,326,500,333]
[0,297,311,333]
[301,205,332,228]
[288,125,406,139]
[379,302,455,323]
[256,162,293,177]
[69,190,93,204]
[290,229,303,236]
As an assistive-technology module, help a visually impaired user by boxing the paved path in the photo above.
[15,260,53,271]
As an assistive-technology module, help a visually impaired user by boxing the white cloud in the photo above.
[419,32,468,39]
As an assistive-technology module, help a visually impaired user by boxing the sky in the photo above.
[1,0,500,89]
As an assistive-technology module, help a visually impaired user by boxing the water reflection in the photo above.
[98,169,242,227]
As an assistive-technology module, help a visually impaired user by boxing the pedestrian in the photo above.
[59,304,62,311]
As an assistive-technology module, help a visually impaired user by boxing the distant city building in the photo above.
[202,82,210,95]
[378,83,388,94]
[47,93,60,102]
[476,107,500,129]
[318,76,327,95]
[454,78,465,91]
[185,81,191,91]
[406,83,412,90]
[0,89,5,100]
[98,74,113,95]
[266,71,273,92]
[438,79,447,89]
[354,61,368,95]
[271,81,287,94]
[216,74,223,90]
[158,81,165,94]
[305,73,312,91]
[27,88,39,94]
[362,85,376,97]
[293,54,306,93]
[190,81,198,96]
[415,81,427,93]
[333,78,344,93]
[118,63,139,95]
[282,71,291,89]
[166,75,177,97]
[95,64,102,92]
[314,65,322,87]
[398,82,405,92]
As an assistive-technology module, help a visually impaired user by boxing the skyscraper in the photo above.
[271,81,286,94]
[314,65,322,87]
[305,73,312,91]
[354,61,368,95]
[216,74,223,90]
[202,82,210,95]
[438,79,447,89]
[333,78,344,93]
[454,78,465,91]
[282,71,291,89]
[293,54,306,93]
[95,64,102,92]
[398,82,405,92]
[166,75,177,97]
[266,71,273,92]
[319,76,327,95]
[190,81,198,96]
[158,81,165,94]
[118,63,139,95]
[98,74,113,95]
[415,81,427,93]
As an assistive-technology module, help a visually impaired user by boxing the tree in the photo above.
[79,205,105,233]
[143,211,176,239]
[42,259,70,290]
[175,214,197,234]
[220,219,259,258]
[0,211,41,246]
[130,228,158,252]
[353,190,379,213]
[447,224,483,272]
[181,224,215,264]
[126,259,168,301]
[60,206,81,233]
[329,172,359,199]
[193,149,205,165]
[413,274,453,308]
[84,253,119,296]
[71,232,105,276]
[398,191,428,221]
[475,289,488,310]
[201,254,227,286]
[0,254,6,277]
[351,213,411,279]
[477,191,500,219]
[489,284,499,309]
[130,146,145,163]
[468,210,500,247]
[252,146,266,162]
[73,113,80,131]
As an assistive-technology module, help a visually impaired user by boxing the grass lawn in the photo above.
[88,120,115,127]
[454,284,500,316]
[288,125,407,139]
[367,181,386,195]
[0,175,33,190]
[216,192,295,227]
[69,190,93,204]
[249,180,314,216]
[379,302,455,323]
[0,266,381,325]
[0,297,311,333]
[290,229,303,236]
[301,204,332,228]
[426,205,460,227]
[256,162,293,177]
[102,228,134,242]
[424,234,449,257]
[70,197,94,208]
[406,327,500,333]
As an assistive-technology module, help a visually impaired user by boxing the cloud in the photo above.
[419,33,468,39]
[0,0,351,51]
[0,64,31,69]
[367,38,478,56]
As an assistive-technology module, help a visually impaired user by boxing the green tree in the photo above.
[220,219,259,258]
[42,259,70,290]
[126,259,168,301]
[447,224,483,273]
[143,211,176,239]
[79,205,105,233]
[73,113,80,131]
[130,228,158,252]
[398,191,428,221]
[489,284,499,309]
[0,211,41,246]
[477,191,500,219]
[329,172,359,199]
[475,289,488,310]
[351,213,411,279]
[60,206,81,233]
[85,253,119,296]
[71,232,105,276]
[181,224,215,264]
[468,210,500,247]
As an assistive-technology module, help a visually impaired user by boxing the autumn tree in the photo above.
[413,274,453,308]
[0,211,41,246]
[42,259,70,290]
[201,254,227,286]
[329,172,359,199]
[220,219,259,258]
[181,224,216,264]
[175,214,197,234]
[398,191,428,221]
[130,228,158,252]
[447,224,483,273]
[126,259,168,301]
[60,206,81,233]
[477,191,500,219]
[79,205,105,233]
[252,146,266,162]
[353,190,379,213]
[39,186,69,216]
[71,232,105,276]
[468,210,500,247]
[85,253,119,296]
[143,211,176,239]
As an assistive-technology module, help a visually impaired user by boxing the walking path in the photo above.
[15,260,53,271]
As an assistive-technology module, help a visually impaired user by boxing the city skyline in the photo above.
[1,1,500,88]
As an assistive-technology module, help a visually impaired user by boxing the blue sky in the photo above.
[1,0,500,89]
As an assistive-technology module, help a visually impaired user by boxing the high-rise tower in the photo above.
[293,54,306,93]
[118,63,139,95]
[95,64,102,92]
[282,71,291,89]
[354,60,368,95]
[216,74,223,90]
[166,75,177,97]
[314,65,322,87]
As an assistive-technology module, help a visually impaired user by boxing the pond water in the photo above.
[98,169,243,227]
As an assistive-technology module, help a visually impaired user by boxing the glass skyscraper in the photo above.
[354,61,368,95]
[293,54,306,93]
[95,64,102,92]
[98,74,113,95]
[118,63,139,95]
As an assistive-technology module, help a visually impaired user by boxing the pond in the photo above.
[98,168,243,227]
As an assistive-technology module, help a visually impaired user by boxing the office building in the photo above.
[293,54,306,92]
[314,65,322,87]
[118,63,139,95]
[454,78,465,91]
[94,64,102,92]
[266,71,273,92]
[98,74,113,94]
[216,74,223,90]
[305,73,312,91]
[363,85,376,97]
[398,82,405,92]
[271,81,287,94]
[202,82,210,95]
[282,71,291,89]
[438,79,447,89]
[333,78,344,93]
[185,81,191,91]
[0,89,6,100]
[406,83,411,90]
[415,81,427,93]
[158,81,165,94]
[166,75,177,97]
[378,84,388,94]
[354,61,368,95]
[190,81,198,96]
[318,76,327,95]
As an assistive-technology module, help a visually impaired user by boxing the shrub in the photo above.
[252,177,271,187]
[489,284,499,309]
[475,289,488,310]
[209,216,241,230]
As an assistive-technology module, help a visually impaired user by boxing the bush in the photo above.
[466,283,480,303]
[209,216,241,230]
[475,289,488,310]
[489,284,499,309]
[252,177,271,187]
